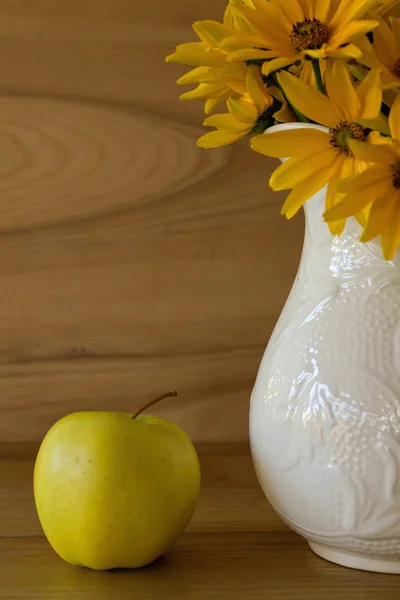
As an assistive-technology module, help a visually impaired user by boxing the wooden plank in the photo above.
[0,0,303,441]
[2,534,400,599]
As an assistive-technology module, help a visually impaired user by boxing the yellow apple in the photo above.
[34,396,201,570]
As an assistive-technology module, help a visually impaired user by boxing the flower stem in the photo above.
[312,59,325,94]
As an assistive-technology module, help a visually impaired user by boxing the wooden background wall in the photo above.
[0,0,303,442]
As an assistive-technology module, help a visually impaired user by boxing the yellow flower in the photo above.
[166,6,258,115]
[220,0,380,75]
[359,15,400,89]
[324,95,400,260]
[250,61,382,234]
[166,19,248,114]
[197,66,273,148]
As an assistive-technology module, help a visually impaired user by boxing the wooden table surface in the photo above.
[1,443,400,599]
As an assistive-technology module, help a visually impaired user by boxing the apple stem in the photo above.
[131,391,178,419]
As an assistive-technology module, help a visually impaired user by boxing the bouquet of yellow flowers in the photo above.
[166,0,400,259]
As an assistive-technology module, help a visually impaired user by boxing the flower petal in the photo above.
[324,161,385,222]
[324,156,356,234]
[227,97,258,123]
[277,70,341,128]
[378,0,400,17]
[305,0,330,21]
[357,69,383,119]
[381,198,400,259]
[390,17,400,52]
[203,113,250,132]
[251,128,329,158]
[224,2,255,33]
[177,67,211,86]
[228,48,276,62]
[348,139,396,164]
[166,43,224,67]
[269,86,297,121]
[337,164,390,194]
[357,115,391,135]
[371,14,399,66]
[329,20,379,48]
[389,93,400,139]
[360,192,396,242]
[193,21,232,47]
[179,82,227,101]
[197,130,247,148]
[281,159,339,219]
[324,59,360,120]
[270,149,336,191]
[205,94,231,115]
[246,66,273,113]
[330,0,380,29]
[270,0,304,27]
[219,35,263,51]
[243,0,293,37]
[359,45,387,70]
[224,7,289,48]
[262,57,295,76]
[327,43,362,59]
[324,188,378,221]
[368,130,393,145]
[273,102,297,122]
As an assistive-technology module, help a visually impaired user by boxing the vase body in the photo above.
[250,152,400,573]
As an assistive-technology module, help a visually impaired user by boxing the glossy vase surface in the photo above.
[250,124,400,573]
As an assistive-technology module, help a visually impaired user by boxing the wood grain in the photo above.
[0,0,304,442]
[2,444,400,599]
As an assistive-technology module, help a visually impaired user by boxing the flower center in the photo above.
[290,18,329,53]
[329,121,366,156]
[391,161,400,188]
[391,58,400,79]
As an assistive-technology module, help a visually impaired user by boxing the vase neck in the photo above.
[302,189,396,279]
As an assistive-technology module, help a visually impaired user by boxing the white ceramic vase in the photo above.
[250,124,400,574]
